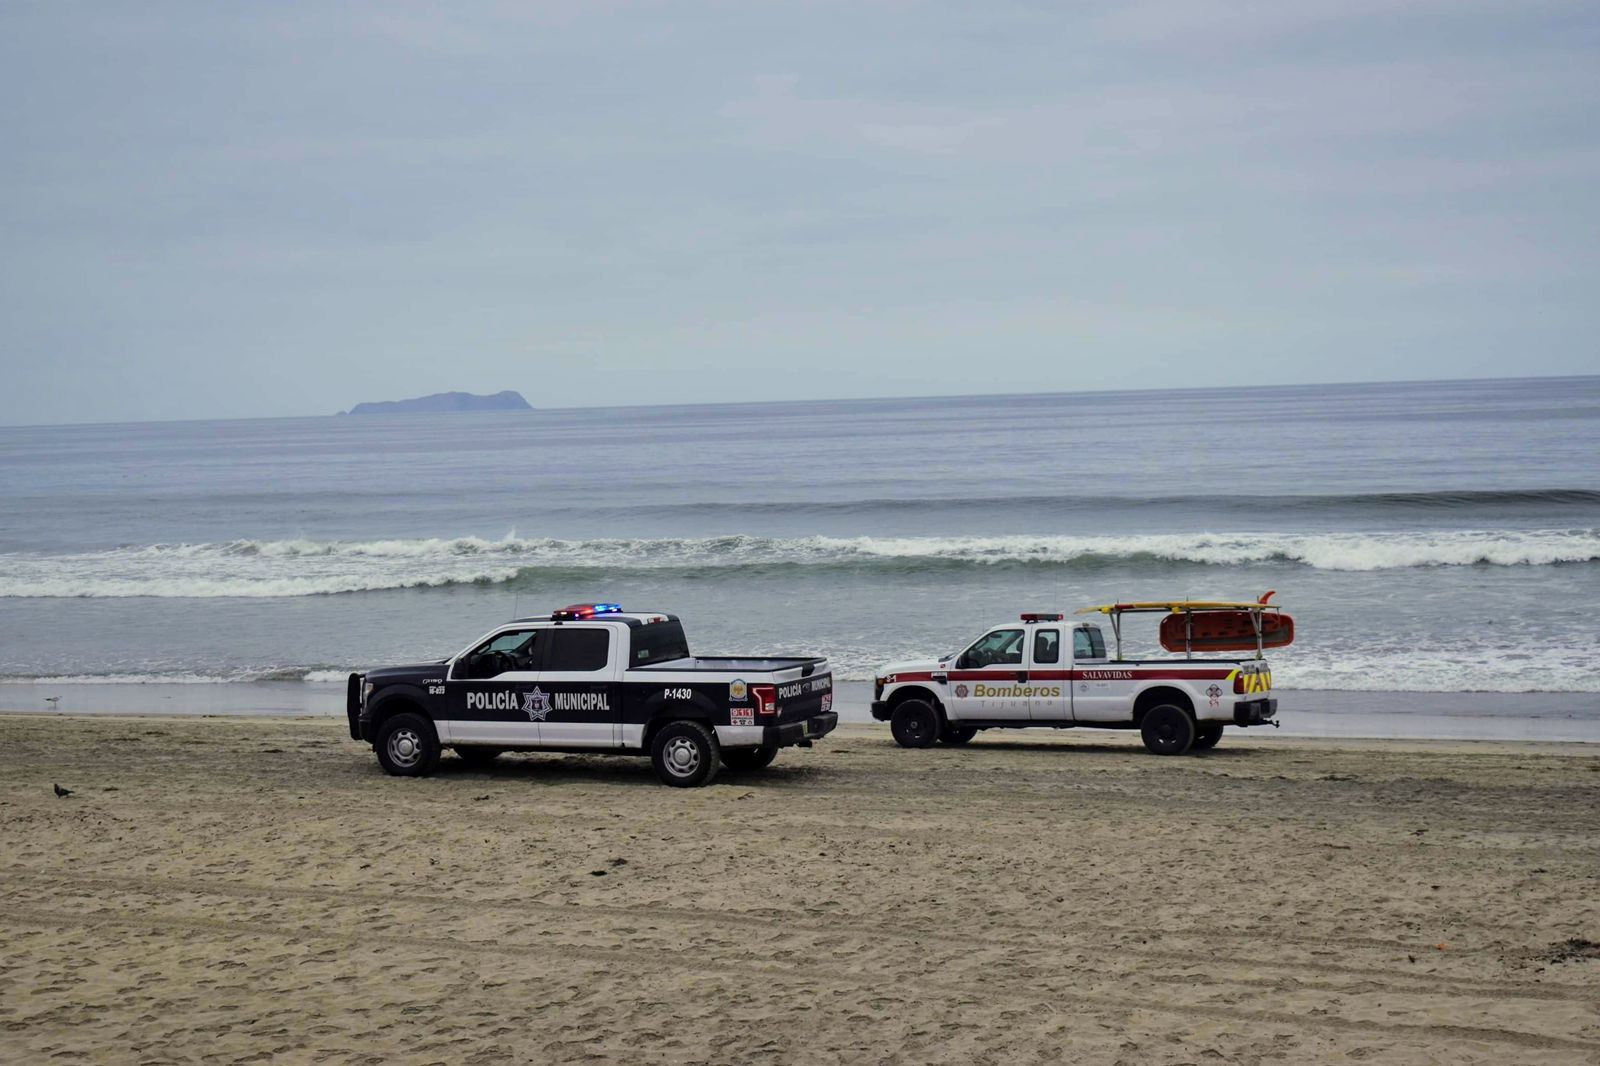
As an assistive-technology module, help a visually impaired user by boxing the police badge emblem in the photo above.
[729,678,748,701]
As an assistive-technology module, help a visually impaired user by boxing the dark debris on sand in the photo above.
[1538,937,1600,964]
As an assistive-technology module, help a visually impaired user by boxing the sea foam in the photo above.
[1,528,1597,598]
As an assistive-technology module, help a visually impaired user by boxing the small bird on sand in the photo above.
[53,783,73,798]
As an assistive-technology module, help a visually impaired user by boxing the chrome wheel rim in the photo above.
[663,736,701,777]
[387,728,423,768]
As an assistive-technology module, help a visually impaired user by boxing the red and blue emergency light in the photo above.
[551,603,623,621]
[1020,612,1065,622]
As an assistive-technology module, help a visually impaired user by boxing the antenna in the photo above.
[513,592,520,620]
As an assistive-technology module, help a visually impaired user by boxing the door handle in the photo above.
[932,672,948,684]
[1016,671,1029,683]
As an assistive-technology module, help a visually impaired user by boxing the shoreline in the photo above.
[1,680,1597,742]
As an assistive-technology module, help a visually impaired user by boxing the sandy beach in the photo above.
[1,716,1597,1065]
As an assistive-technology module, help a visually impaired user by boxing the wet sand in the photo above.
[1,715,1597,1064]
[5,681,1600,743]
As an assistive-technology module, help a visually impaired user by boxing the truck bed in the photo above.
[632,655,827,676]
[1107,658,1256,666]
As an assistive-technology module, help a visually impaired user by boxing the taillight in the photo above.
[752,685,778,717]
[1233,667,1271,695]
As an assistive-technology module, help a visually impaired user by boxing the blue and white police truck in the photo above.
[347,604,836,787]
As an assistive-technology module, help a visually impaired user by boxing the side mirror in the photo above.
[956,652,974,670]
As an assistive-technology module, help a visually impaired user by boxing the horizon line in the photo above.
[3,370,1596,431]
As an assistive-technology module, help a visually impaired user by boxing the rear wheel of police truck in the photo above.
[651,720,721,787]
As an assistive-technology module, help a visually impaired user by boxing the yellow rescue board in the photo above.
[1074,600,1280,615]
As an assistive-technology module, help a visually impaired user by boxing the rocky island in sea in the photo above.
[338,390,532,415]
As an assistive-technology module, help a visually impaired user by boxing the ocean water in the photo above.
[2,377,1599,707]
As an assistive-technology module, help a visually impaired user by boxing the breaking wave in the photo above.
[1,528,1597,598]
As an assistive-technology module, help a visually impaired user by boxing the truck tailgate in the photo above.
[776,671,833,723]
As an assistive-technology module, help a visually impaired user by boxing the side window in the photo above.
[1073,626,1107,660]
[1033,629,1060,665]
[962,628,1025,667]
[545,627,611,672]
[457,629,540,679]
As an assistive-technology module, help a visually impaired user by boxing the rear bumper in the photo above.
[869,700,891,722]
[767,711,838,748]
[1233,697,1278,726]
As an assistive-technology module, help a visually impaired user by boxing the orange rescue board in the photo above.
[1159,611,1295,652]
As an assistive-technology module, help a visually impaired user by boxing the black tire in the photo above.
[1140,704,1197,756]
[722,745,778,772]
[375,712,441,777]
[454,746,504,767]
[939,726,977,746]
[1192,724,1224,751]
[890,699,941,749]
[651,720,721,787]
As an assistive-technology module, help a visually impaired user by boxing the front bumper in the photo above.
[767,711,838,747]
[869,700,891,722]
[1233,697,1278,726]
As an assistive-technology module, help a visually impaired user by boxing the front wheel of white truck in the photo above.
[1140,704,1196,756]
[651,720,721,787]
[890,699,941,749]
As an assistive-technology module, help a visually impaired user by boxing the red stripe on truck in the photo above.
[887,668,1235,683]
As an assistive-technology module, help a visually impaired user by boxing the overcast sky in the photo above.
[1,2,1596,425]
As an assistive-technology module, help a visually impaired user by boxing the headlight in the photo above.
[362,682,373,704]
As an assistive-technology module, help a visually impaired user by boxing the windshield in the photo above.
[630,620,691,666]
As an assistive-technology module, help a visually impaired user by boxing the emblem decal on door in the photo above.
[525,687,552,721]
[954,685,969,698]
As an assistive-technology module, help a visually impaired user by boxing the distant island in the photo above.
[338,391,533,416]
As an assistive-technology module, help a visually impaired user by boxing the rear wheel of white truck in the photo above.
[376,712,441,777]
[1192,724,1224,751]
[890,699,940,749]
[651,720,721,787]
[1140,704,1196,756]
[722,745,778,772]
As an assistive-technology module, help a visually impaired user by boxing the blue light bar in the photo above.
[552,602,624,621]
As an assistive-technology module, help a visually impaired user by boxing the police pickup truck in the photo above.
[347,604,836,787]
[871,607,1279,755]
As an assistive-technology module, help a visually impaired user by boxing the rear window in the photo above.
[631,620,691,666]
[1073,626,1107,659]
[546,627,610,672]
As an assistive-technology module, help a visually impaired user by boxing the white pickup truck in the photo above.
[870,603,1282,755]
